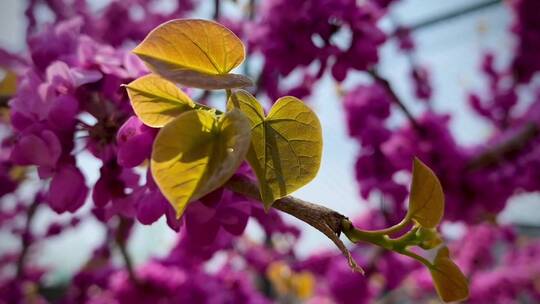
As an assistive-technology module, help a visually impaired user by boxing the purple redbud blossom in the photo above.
[250,0,385,97]
[47,164,88,213]
[10,128,61,170]
[116,116,156,168]
[511,0,540,82]
[250,205,301,238]
[28,17,83,71]
[45,222,64,237]
[395,26,415,51]
[376,252,418,290]
[326,253,375,304]
[92,164,139,220]
[411,66,432,101]
[134,170,181,231]
[0,168,17,199]
[48,95,80,130]
[184,189,250,246]
[343,84,391,145]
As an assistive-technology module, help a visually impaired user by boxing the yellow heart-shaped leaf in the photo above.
[133,19,253,90]
[228,90,322,209]
[429,246,469,302]
[151,109,251,217]
[406,158,444,228]
[125,74,195,127]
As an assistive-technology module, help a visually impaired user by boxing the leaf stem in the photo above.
[396,249,432,268]
[357,216,411,236]
[341,219,420,250]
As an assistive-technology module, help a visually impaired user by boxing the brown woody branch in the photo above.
[225,175,364,274]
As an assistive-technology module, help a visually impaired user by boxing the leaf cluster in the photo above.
[126,19,322,218]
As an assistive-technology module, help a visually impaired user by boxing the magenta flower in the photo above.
[10,128,62,172]
[47,164,88,213]
[116,116,157,168]
[184,189,251,246]
[134,170,181,231]
[28,17,83,71]
[92,164,139,210]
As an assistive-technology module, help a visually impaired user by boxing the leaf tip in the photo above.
[408,156,445,228]
[175,206,185,220]
[430,246,469,303]
[261,190,276,213]
[131,45,144,58]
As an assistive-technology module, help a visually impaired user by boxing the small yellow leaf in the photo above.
[292,271,315,300]
[266,261,314,300]
[228,90,322,209]
[0,69,17,96]
[125,74,195,127]
[430,246,469,302]
[406,158,444,228]
[133,19,253,90]
[151,109,251,217]
[266,261,292,296]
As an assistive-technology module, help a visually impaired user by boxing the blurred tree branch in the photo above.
[468,122,539,170]
[115,218,139,285]
[369,69,423,133]
[391,0,502,37]
[16,199,39,279]
[213,0,221,20]
[0,96,9,108]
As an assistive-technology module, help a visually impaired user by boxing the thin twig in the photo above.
[225,175,364,274]
[115,218,139,285]
[16,199,40,278]
[369,69,423,133]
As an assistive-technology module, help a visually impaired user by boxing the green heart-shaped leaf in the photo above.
[133,19,252,90]
[151,109,251,217]
[406,158,444,228]
[228,90,322,209]
[125,74,195,128]
[429,246,469,302]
